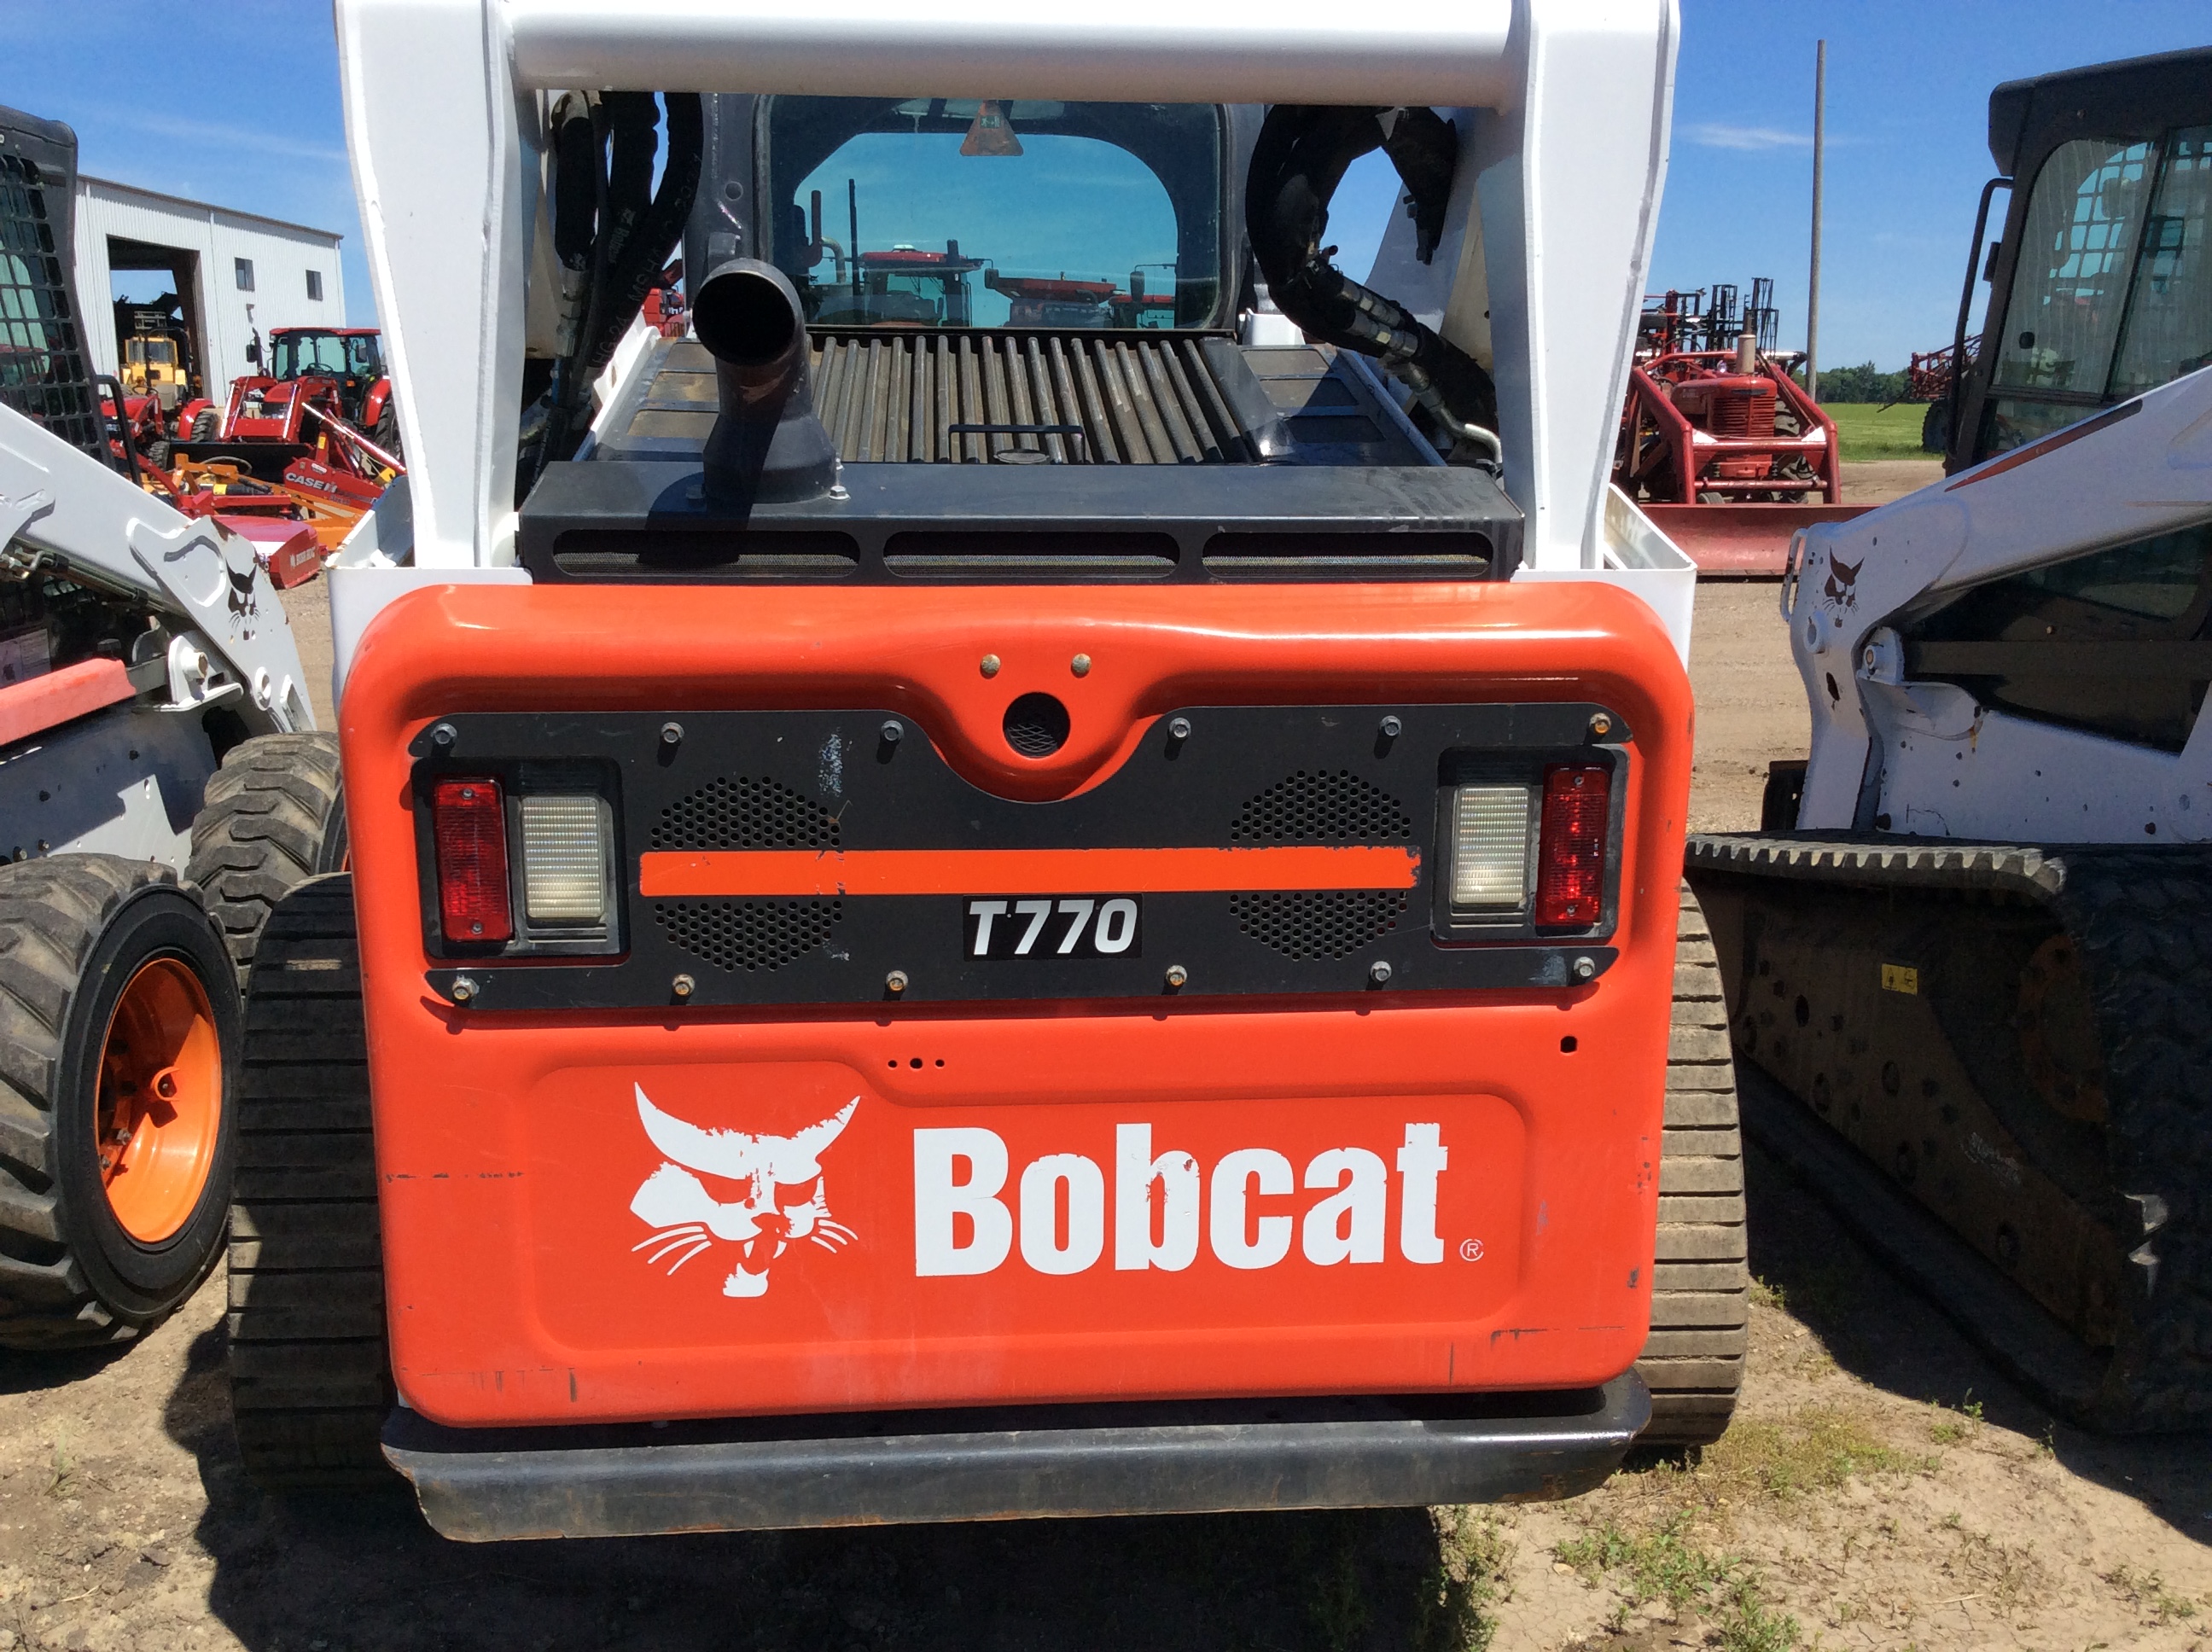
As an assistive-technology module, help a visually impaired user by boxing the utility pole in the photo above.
[1807,38,1826,401]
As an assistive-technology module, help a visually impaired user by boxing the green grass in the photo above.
[1819,401,1935,462]
[1556,1516,1802,1649]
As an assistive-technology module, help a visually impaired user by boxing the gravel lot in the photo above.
[3,470,2203,1650]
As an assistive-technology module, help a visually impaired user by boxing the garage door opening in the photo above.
[107,237,205,414]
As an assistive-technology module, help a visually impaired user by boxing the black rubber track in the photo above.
[0,857,234,1347]
[227,875,393,1487]
[1689,833,2212,1429]
[185,732,346,992]
[1633,882,1749,1446]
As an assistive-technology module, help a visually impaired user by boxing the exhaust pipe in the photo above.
[694,259,838,504]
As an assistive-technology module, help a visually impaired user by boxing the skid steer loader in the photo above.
[1687,46,2212,1429]
[224,0,1746,1535]
[0,106,345,1349]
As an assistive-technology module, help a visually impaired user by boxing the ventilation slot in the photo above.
[650,777,840,852]
[1202,531,1492,579]
[884,530,1178,579]
[552,530,859,582]
[655,899,842,972]
[807,332,1257,465]
[1229,771,1414,960]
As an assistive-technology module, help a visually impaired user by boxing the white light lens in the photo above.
[520,794,607,923]
[1451,784,1533,910]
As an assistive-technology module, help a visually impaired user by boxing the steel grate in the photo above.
[649,776,841,852]
[0,154,101,460]
[806,331,1256,466]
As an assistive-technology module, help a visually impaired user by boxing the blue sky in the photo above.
[6,3,370,321]
[1330,0,2209,369]
[7,3,2207,367]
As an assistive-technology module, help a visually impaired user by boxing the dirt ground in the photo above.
[2,475,2203,1652]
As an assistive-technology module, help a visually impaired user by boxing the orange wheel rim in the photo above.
[95,957,223,1243]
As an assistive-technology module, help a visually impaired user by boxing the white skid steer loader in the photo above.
[0,105,346,1347]
[1688,47,2212,1431]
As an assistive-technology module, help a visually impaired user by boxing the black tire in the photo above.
[370,402,402,463]
[146,439,172,472]
[228,875,392,1486]
[189,410,218,442]
[1635,883,1749,1446]
[185,733,346,992]
[1921,398,1951,455]
[0,857,242,1349]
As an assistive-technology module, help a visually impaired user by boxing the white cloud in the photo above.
[1685,122,1815,152]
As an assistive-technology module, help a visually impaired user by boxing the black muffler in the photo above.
[694,259,839,504]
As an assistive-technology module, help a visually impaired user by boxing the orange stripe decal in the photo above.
[638,846,1422,899]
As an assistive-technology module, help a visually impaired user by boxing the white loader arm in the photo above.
[0,404,314,732]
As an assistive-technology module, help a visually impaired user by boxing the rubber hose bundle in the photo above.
[532,92,705,483]
[1246,105,1499,466]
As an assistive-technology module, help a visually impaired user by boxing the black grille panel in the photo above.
[655,899,842,972]
[808,331,1254,465]
[650,776,840,852]
[1231,771,1413,844]
[415,702,1624,1010]
[1230,771,1414,960]
[1232,892,1409,961]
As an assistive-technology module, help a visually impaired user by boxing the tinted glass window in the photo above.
[1901,518,2212,751]
[763,98,1222,330]
[1994,138,2155,398]
[2110,126,2212,396]
[271,331,347,378]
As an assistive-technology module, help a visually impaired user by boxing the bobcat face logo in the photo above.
[628,1085,858,1299]
[1821,555,1863,609]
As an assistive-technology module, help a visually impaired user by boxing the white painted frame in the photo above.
[336,0,1681,592]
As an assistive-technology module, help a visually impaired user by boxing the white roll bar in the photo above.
[335,0,1677,588]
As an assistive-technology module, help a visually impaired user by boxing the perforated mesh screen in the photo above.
[655,899,842,972]
[649,777,842,969]
[0,154,101,459]
[1231,890,1408,961]
[1229,771,1413,843]
[649,776,841,851]
[1229,771,1415,959]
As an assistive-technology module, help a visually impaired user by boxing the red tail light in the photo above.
[1534,764,1610,928]
[432,777,513,943]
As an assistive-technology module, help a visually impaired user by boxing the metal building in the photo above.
[71,176,346,410]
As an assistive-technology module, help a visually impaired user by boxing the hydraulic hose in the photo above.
[532,93,705,483]
[1246,104,1500,468]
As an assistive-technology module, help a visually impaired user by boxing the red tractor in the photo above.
[175,325,400,478]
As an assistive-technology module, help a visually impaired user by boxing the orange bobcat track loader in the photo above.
[225,0,1742,1537]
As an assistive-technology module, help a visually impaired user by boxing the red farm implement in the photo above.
[1902,333,1981,453]
[1615,280,1871,575]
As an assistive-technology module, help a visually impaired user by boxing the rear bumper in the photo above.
[382,1376,1650,1539]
